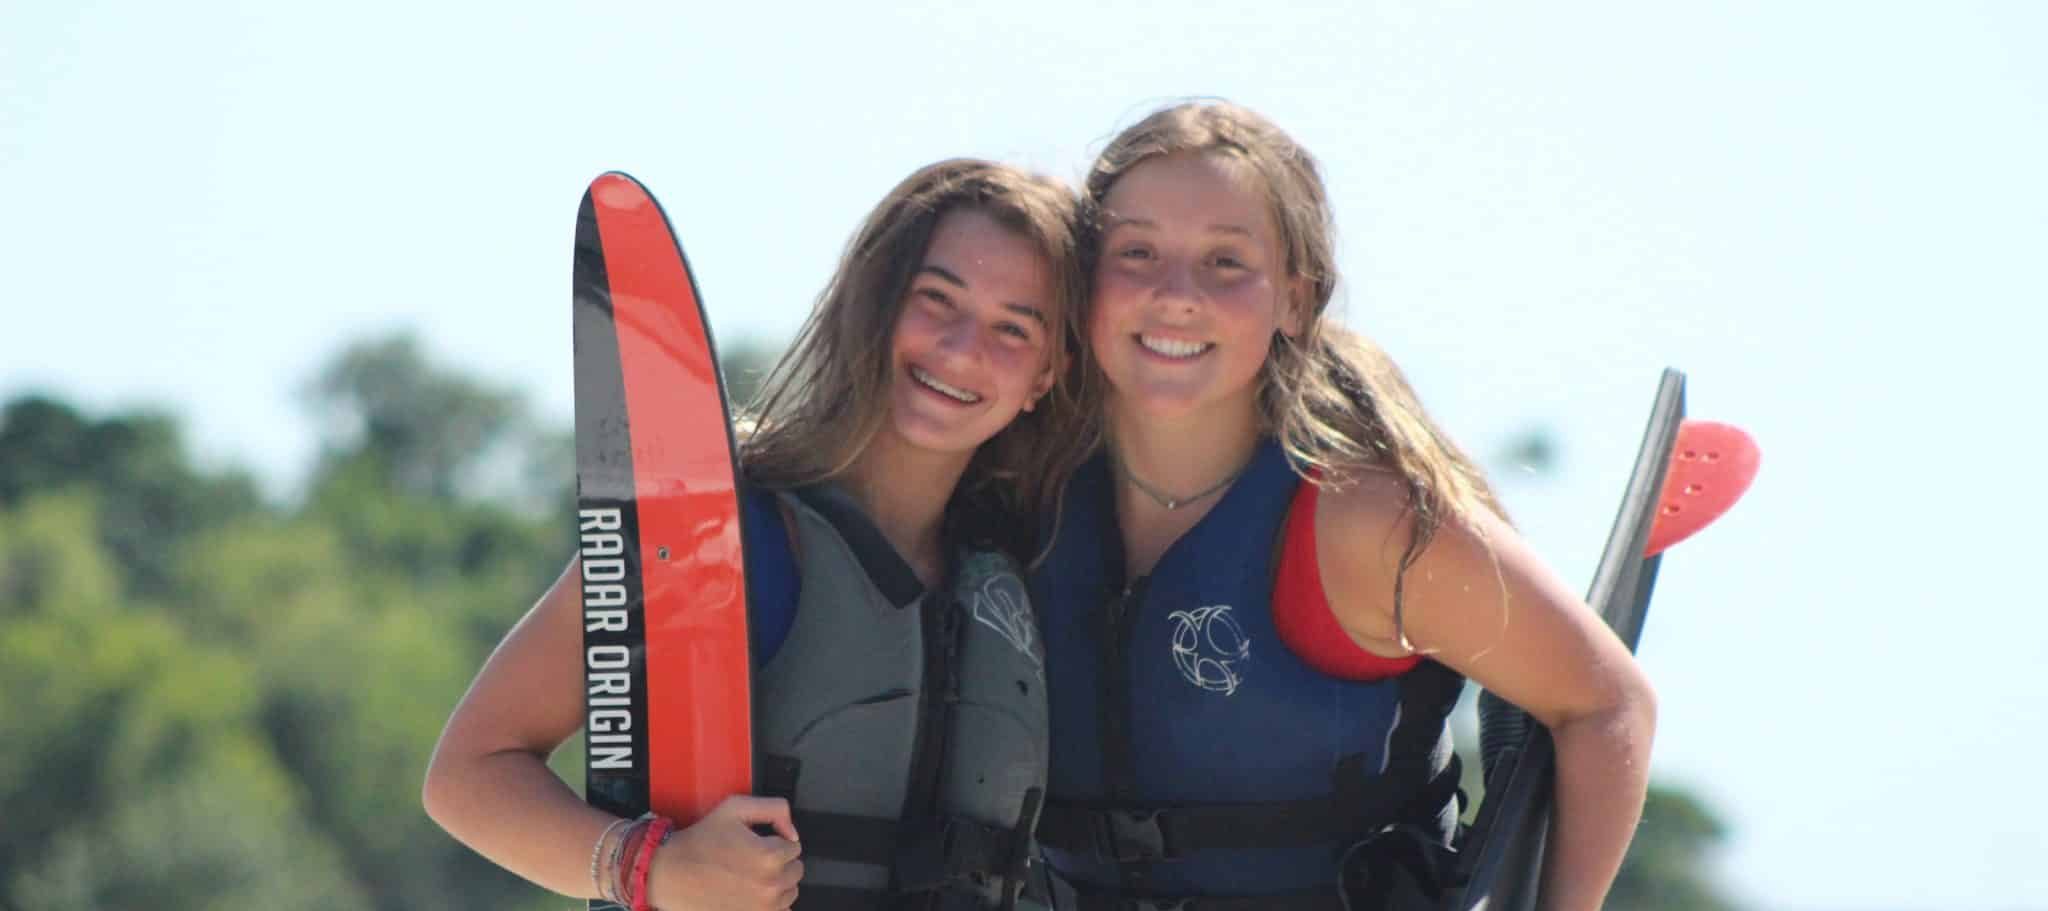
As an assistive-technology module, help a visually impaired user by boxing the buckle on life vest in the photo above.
[1101,808,1170,863]
[895,816,1018,891]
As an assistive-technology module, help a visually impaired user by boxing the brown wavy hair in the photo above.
[1083,100,1510,643]
[738,158,1094,558]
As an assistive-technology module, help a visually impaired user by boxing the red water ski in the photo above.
[573,172,753,851]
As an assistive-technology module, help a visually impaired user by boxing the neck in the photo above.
[836,431,970,587]
[1104,392,1263,514]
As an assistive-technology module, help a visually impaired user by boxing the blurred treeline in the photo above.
[0,333,1739,910]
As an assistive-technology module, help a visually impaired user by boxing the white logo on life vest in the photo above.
[969,572,1043,675]
[1169,605,1249,695]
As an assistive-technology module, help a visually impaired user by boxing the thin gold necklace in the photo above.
[1111,451,1249,511]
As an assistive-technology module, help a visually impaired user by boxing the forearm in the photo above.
[1537,697,1656,911]
[423,746,621,900]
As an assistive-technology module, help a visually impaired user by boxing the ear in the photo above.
[1278,276,1311,338]
[1025,364,1056,412]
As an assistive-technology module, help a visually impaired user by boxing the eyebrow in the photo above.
[917,264,968,287]
[1004,302,1049,328]
[1104,215,1253,237]
[916,264,1048,328]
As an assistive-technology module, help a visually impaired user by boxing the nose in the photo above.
[935,313,985,364]
[1151,262,1200,317]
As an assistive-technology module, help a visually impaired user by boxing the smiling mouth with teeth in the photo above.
[910,366,982,404]
[1137,334,1213,359]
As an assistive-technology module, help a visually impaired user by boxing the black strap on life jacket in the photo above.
[771,800,1049,911]
[1040,659,1464,864]
[1035,750,1459,861]
[1047,816,1458,911]
[1041,804,1459,911]
[1059,888,1344,911]
[764,763,1049,910]
[1037,660,1465,911]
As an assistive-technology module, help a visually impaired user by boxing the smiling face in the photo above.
[882,207,1059,458]
[1088,152,1301,425]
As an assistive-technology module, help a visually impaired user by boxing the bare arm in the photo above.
[422,556,619,897]
[1318,477,1657,911]
[421,556,803,909]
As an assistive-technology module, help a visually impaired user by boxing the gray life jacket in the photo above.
[754,486,1051,911]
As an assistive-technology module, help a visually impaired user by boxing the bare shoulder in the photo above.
[1316,470,1506,582]
[1319,474,1652,729]
[1314,468,1419,554]
[1312,470,1427,653]
[1316,471,1543,656]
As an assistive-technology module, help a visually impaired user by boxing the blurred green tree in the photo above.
[0,397,262,599]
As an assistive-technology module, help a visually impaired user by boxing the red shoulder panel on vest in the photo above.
[1272,482,1425,681]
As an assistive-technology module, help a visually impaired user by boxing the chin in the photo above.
[887,413,993,458]
[1111,382,1209,421]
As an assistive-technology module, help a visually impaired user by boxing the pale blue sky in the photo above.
[5,3,2045,908]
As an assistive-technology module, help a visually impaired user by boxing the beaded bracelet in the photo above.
[607,819,646,905]
[628,816,676,911]
[589,818,632,905]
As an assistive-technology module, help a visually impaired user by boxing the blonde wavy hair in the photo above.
[1083,100,1512,637]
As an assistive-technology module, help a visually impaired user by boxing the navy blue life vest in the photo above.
[741,486,800,666]
[1030,440,1466,910]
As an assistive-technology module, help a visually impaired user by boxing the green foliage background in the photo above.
[0,333,1736,910]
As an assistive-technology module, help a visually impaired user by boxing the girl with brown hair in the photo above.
[1030,101,1657,911]
[425,158,1094,911]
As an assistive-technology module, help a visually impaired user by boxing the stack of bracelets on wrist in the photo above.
[589,814,678,909]
[590,817,631,906]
